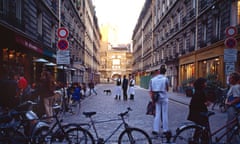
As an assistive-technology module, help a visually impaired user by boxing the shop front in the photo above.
[179,43,225,90]
[0,26,55,84]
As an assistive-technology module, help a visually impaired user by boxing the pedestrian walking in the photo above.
[122,75,129,101]
[88,80,97,96]
[149,65,169,135]
[115,75,122,100]
[225,72,240,143]
[129,75,135,100]
[38,70,56,122]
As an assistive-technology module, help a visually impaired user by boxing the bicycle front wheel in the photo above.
[66,127,95,144]
[118,127,152,144]
[173,125,203,144]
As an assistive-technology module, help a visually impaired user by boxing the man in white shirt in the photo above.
[149,65,169,135]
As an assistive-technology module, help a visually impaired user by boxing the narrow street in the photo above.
[62,83,227,143]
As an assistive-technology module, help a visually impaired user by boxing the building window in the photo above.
[162,2,165,14]
[203,24,207,42]
[176,40,179,53]
[190,30,195,48]
[16,0,22,21]
[192,0,196,9]
[51,25,55,47]
[161,48,164,59]
[37,11,43,35]
[177,11,181,24]
[183,36,187,51]
[214,15,221,39]
[0,0,7,15]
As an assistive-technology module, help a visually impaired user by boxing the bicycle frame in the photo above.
[88,116,129,143]
[209,113,239,142]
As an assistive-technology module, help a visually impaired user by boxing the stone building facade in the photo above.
[132,0,240,91]
[0,0,100,84]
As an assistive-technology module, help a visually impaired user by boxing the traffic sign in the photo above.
[225,62,235,75]
[57,27,69,38]
[224,49,237,62]
[225,26,237,37]
[57,39,68,50]
[224,37,237,48]
[57,50,70,65]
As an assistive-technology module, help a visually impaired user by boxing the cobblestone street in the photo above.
[62,83,227,143]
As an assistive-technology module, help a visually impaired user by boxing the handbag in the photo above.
[146,101,155,116]
[153,92,160,102]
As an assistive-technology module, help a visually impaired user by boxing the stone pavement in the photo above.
[62,83,226,143]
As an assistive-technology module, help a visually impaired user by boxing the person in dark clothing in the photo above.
[122,75,129,100]
[188,77,211,127]
[187,77,212,143]
[0,73,19,110]
[88,80,97,96]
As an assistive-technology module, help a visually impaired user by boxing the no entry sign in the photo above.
[57,39,69,50]
[225,37,237,48]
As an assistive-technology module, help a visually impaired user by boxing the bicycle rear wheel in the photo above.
[118,127,152,144]
[173,125,203,144]
[66,127,95,144]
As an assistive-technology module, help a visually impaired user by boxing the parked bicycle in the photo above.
[173,105,240,143]
[54,88,81,117]
[0,100,49,144]
[67,107,152,144]
[211,87,228,112]
[32,105,84,143]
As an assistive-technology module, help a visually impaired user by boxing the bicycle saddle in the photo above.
[83,112,96,117]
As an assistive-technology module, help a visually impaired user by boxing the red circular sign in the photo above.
[57,39,69,50]
[225,26,237,37]
[224,37,237,48]
[57,27,69,38]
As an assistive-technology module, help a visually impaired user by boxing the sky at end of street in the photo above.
[93,0,145,44]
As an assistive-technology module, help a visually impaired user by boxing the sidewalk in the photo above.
[168,92,191,105]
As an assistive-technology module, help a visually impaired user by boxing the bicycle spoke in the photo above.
[118,128,152,144]
[66,128,94,144]
[173,126,201,144]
